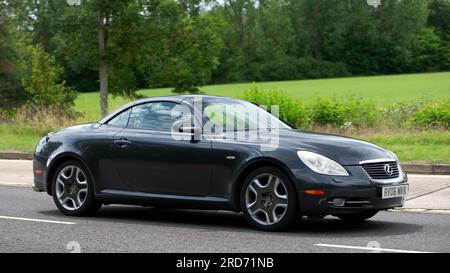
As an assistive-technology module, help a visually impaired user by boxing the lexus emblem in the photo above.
[384,164,394,176]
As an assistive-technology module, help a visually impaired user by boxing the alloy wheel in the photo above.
[244,173,288,226]
[55,165,88,211]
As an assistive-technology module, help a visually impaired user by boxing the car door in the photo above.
[110,101,212,196]
[89,108,133,192]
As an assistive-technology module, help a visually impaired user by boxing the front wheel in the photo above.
[241,167,299,231]
[52,160,102,216]
[336,211,378,222]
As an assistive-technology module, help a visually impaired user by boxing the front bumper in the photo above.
[291,164,408,215]
[32,154,48,192]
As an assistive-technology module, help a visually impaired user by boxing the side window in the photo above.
[107,108,131,127]
[127,102,189,131]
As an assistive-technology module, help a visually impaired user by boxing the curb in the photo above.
[0,152,449,175]
[0,152,33,160]
[390,208,450,215]
[402,163,450,175]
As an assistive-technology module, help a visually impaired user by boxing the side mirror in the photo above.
[180,125,202,141]
[172,118,202,141]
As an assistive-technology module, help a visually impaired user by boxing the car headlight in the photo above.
[297,151,349,176]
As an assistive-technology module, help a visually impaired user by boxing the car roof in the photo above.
[98,95,246,124]
[132,94,242,103]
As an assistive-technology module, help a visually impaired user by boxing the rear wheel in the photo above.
[336,211,378,222]
[52,160,102,216]
[241,167,299,231]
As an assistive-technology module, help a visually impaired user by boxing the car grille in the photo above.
[361,162,399,180]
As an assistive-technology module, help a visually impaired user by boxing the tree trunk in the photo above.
[99,60,108,118]
[97,13,108,118]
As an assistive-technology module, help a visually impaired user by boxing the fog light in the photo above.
[332,198,346,207]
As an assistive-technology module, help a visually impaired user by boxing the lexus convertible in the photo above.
[33,95,408,231]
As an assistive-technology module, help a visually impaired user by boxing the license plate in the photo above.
[382,185,408,199]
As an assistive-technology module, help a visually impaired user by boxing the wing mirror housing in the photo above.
[179,125,202,141]
[172,119,202,141]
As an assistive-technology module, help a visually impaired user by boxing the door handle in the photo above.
[114,138,132,147]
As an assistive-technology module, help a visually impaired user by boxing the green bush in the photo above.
[381,100,429,128]
[244,88,448,131]
[110,64,139,98]
[310,97,343,126]
[411,101,450,129]
[243,86,310,129]
[18,44,77,109]
[341,97,379,128]
[309,97,377,128]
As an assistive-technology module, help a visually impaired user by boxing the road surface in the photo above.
[1,159,449,253]
[0,185,449,253]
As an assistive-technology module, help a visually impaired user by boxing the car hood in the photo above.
[55,123,96,134]
[279,129,394,165]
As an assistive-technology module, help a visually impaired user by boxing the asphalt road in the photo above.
[0,185,449,253]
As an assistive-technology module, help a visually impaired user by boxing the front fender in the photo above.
[44,150,89,195]
[229,156,299,211]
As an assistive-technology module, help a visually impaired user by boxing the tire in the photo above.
[336,211,378,222]
[52,160,102,216]
[240,167,299,231]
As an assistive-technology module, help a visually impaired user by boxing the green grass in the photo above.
[76,72,450,122]
[363,131,450,164]
[0,124,42,153]
[1,72,449,163]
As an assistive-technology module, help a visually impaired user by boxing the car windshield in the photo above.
[202,99,291,132]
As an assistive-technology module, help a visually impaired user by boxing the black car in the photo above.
[33,95,408,231]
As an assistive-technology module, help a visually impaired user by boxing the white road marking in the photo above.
[315,243,433,253]
[0,215,76,225]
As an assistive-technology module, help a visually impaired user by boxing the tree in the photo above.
[0,1,25,111]
[287,0,346,60]
[4,0,450,100]
[161,13,223,93]
[13,0,69,50]
[139,0,223,94]
[220,0,295,81]
[428,0,450,42]
[51,0,146,117]
[286,0,430,74]
[18,43,77,108]
[413,28,450,71]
